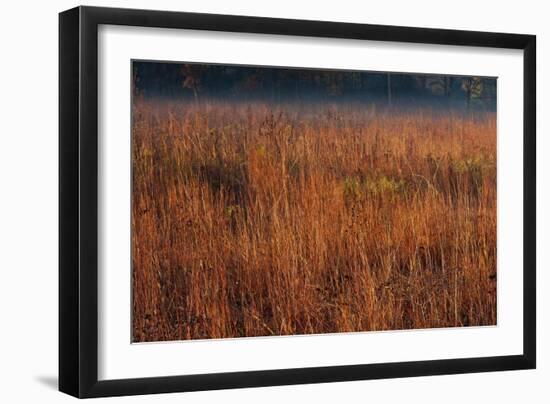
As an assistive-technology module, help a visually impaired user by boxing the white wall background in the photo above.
[0,1,546,402]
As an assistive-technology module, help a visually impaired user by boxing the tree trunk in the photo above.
[387,73,392,105]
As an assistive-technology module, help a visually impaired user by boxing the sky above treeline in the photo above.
[132,60,496,109]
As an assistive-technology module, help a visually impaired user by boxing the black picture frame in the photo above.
[59,5,536,398]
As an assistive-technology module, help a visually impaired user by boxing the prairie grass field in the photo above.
[132,100,496,342]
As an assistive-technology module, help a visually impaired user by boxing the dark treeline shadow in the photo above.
[133,61,497,112]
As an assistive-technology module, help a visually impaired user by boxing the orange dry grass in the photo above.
[132,101,496,342]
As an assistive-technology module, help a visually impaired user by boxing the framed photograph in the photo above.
[59,6,536,398]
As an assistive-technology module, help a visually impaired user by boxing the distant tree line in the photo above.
[133,61,496,109]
